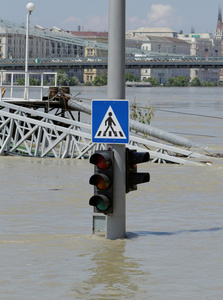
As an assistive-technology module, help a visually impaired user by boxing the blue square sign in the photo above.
[92,99,129,144]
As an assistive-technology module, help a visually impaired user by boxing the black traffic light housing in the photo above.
[126,148,150,193]
[89,149,114,214]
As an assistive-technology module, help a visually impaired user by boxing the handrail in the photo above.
[0,70,57,101]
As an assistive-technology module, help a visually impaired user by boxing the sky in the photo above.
[1,0,222,35]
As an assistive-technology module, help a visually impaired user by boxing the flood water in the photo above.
[1,87,223,299]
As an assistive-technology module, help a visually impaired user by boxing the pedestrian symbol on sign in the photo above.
[104,112,117,136]
[94,106,126,139]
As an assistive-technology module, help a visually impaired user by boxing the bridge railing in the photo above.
[0,70,57,101]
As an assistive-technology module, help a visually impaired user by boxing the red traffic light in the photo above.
[90,152,112,170]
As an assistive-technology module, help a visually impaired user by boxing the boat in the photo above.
[126,81,152,87]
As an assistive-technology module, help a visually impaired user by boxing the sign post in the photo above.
[106,0,126,239]
[89,0,126,239]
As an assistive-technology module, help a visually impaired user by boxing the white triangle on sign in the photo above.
[94,106,126,139]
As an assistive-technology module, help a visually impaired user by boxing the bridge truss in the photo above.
[0,102,209,165]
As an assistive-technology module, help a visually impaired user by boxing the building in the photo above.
[0,20,85,59]
[126,28,191,83]
[0,19,85,82]
[70,31,108,83]
[178,32,220,82]
[126,26,221,83]
[141,36,191,83]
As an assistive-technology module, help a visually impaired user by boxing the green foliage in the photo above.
[201,81,218,87]
[69,76,79,86]
[84,81,92,86]
[190,77,201,86]
[50,70,79,86]
[43,80,49,86]
[92,74,107,86]
[125,72,140,82]
[16,77,40,86]
[29,77,40,86]
[130,101,154,125]
[165,77,175,87]
[57,69,70,86]
[144,77,160,86]
[165,76,189,87]
[16,77,25,85]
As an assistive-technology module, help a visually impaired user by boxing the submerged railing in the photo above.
[0,70,57,101]
[0,101,211,165]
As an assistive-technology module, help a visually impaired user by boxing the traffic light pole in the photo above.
[106,0,126,239]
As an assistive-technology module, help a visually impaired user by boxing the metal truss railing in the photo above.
[0,102,209,164]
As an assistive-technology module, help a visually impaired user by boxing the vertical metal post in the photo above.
[24,3,35,100]
[24,11,30,100]
[106,0,126,239]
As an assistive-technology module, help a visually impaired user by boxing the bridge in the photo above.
[1,19,223,70]
[1,56,223,70]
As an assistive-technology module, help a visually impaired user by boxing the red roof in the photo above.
[70,31,108,38]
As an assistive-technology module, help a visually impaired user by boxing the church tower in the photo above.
[216,7,223,81]
[216,7,223,39]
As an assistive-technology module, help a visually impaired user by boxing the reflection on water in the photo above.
[1,87,223,299]
[71,239,148,299]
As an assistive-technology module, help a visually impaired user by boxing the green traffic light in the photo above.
[96,197,109,211]
[89,195,110,213]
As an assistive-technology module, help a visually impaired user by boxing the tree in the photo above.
[16,78,25,85]
[92,76,103,86]
[174,76,188,87]
[16,77,40,86]
[69,76,79,86]
[50,70,79,86]
[165,76,188,87]
[144,77,160,86]
[165,77,175,87]
[202,81,218,87]
[29,77,40,86]
[92,74,107,86]
[190,77,201,86]
[125,72,140,82]
[57,70,70,86]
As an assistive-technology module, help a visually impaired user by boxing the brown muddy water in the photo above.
[0,87,223,299]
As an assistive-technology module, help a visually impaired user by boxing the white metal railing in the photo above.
[0,101,211,165]
[0,70,57,101]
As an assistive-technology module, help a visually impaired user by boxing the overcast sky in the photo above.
[1,0,221,35]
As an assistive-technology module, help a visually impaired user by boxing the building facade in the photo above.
[70,31,108,83]
[0,20,85,82]
[126,26,221,83]
[126,28,191,83]
[141,36,191,83]
[178,32,220,82]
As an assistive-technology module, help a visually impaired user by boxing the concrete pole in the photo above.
[106,0,126,239]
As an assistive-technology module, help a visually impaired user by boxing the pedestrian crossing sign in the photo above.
[92,99,129,144]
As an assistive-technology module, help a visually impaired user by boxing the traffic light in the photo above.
[126,148,150,193]
[89,149,114,214]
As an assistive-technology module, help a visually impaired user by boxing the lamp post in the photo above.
[24,2,35,100]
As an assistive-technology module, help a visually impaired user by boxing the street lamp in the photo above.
[24,2,35,100]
